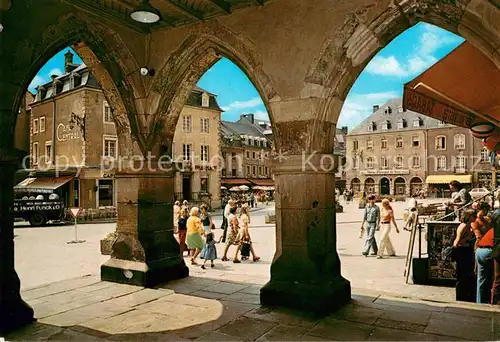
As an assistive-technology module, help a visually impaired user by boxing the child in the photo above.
[201,232,217,269]
[178,209,188,256]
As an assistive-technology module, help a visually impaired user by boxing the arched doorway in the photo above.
[351,178,361,195]
[365,178,375,195]
[394,177,406,196]
[410,177,424,196]
[380,177,390,195]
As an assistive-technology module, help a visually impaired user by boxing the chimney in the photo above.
[373,105,380,113]
[64,50,74,73]
[341,126,348,134]
[241,113,254,124]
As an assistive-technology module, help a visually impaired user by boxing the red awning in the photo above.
[248,179,274,186]
[14,176,74,193]
[403,42,500,129]
[221,178,251,185]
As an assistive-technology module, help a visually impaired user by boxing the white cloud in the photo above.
[28,75,46,90]
[48,68,62,77]
[365,56,407,77]
[221,97,263,111]
[338,91,400,128]
[253,110,269,121]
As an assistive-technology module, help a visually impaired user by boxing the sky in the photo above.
[29,22,463,126]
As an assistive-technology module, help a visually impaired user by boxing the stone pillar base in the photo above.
[101,258,188,288]
[0,294,36,333]
[260,277,351,315]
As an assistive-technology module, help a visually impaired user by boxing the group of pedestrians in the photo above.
[360,195,400,258]
[452,200,499,304]
[173,199,260,269]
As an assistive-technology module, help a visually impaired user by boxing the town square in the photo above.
[1,0,500,340]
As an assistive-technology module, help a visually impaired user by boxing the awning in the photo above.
[14,176,74,193]
[426,175,472,184]
[403,42,500,129]
[248,179,274,186]
[221,178,251,185]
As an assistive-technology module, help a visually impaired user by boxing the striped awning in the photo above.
[14,176,74,193]
[426,175,472,184]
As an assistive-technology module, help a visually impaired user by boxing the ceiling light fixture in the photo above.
[131,0,161,24]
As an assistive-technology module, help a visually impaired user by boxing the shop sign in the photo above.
[57,123,80,142]
[13,201,62,212]
[361,169,410,175]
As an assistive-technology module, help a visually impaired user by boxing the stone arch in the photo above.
[150,22,279,151]
[306,0,500,125]
[351,177,361,194]
[5,13,141,155]
[394,177,407,196]
[410,176,424,195]
[365,177,376,195]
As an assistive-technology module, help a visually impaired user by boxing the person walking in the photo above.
[173,201,181,234]
[221,206,240,262]
[235,205,260,262]
[360,194,379,256]
[186,207,204,265]
[200,204,213,234]
[453,209,476,302]
[220,199,235,243]
[177,208,188,257]
[377,199,399,258]
[200,232,217,269]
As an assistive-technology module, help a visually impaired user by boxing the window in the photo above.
[103,137,117,158]
[200,177,208,192]
[381,156,388,169]
[259,166,262,175]
[45,141,52,163]
[397,119,405,129]
[454,134,465,150]
[40,117,46,132]
[435,136,446,150]
[412,155,420,168]
[412,136,420,147]
[367,123,373,132]
[33,119,38,134]
[182,115,192,132]
[366,157,374,169]
[366,139,373,150]
[456,156,466,171]
[481,148,489,162]
[353,140,358,151]
[381,138,387,149]
[32,142,39,165]
[396,136,403,148]
[246,151,250,158]
[413,119,422,128]
[265,167,268,175]
[247,165,251,175]
[353,156,359,169]
[252,152,256,159]
[395,156,404,169]
[384,107,392,114]
[253,166,257,175]
[437,156,447,170]
[183,144,192,161]
[381,121,388,131]
[103,101,113,123]
[201,93,210,107]
[98,179,114,207]
[200,118,209,133]
[201,145,209,162]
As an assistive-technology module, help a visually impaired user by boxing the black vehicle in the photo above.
[13,198,65,226]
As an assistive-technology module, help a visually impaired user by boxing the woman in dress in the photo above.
[200,204,213,234]
[201,232,217,269]
[236,205,260,262]
[221,206,240,262]
[173,201,181,234]
[453,209,476,302]
[186,207,204,265]
[177,208,189,256]
[377,199,399,259]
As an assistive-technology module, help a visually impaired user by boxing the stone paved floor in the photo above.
[6,275,500,341]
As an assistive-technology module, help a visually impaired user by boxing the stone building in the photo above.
[220,114,273,188]
[347,98,491,197]
[334,126,348,191]
[20,52,223,209]
[172,87,222,208]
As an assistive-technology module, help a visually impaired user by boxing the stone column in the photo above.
[101,167,188,287]
[260,154,351,314]
[0,157,35,333]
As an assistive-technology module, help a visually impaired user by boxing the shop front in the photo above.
[426,174,472,198]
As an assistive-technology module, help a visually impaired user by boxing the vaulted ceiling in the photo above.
[62,0,268,32]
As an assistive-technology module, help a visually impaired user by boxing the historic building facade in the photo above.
[347,98,492,197]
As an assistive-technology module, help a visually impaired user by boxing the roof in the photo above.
[221,121,266,138]
[349,98,453,136]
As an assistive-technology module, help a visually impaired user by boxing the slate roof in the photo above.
[349,98,454,136]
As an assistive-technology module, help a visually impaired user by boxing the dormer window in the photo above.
[367,122,374,132]
[398,106,403,113]
[381,120,390,131]
[413,118,422,128]
[397,119,406,129]
[201,93,209,107]
[384,106,392,115]
[438,121,446,126]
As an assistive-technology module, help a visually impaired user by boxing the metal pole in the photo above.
[74,216,78,241]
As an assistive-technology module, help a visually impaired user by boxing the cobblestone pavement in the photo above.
[16,199,452,302]
[6,275,500,341]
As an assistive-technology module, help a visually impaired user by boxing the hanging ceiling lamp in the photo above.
[470,121,496,139]
[131,0,161,24]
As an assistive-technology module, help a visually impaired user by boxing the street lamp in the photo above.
[130,0,161,24]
